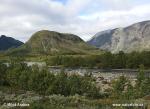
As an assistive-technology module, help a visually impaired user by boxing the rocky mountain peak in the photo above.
[88,20,150,53]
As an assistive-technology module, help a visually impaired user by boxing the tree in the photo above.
[48,71,69,96]
[18,70,30,90]
[140,77,150,96]
[136,64,145,87]
[126,51,141,68]
[101,52,113,68]
[112,76,127,98]
[0,63,8,86]
[123,81,135,99]
[115,51,126,68]
[134,64,146,97]
[28,65,40,92]
[67,74,82,95]
[7,63,22,88]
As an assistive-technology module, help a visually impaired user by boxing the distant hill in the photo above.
[9,30,97,55]
[88,20,150,53]
[0,35,23,51]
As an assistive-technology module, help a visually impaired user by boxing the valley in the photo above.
[0,21,150,109]
[1,0,150,108]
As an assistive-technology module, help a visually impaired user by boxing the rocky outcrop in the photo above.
[88,21,150,53]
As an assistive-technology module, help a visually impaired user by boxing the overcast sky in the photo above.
[0,0,150,42]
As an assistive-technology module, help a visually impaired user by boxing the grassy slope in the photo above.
[1,30,103,61]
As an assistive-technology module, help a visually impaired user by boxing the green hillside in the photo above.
[8,30,98,56]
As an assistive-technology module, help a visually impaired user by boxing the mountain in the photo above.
[9,30,96,55]
[0,35,23,51]
[88,20,150,53]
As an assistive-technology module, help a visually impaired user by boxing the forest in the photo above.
[46,51,150,69]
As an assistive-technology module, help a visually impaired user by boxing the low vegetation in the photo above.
[0,61,150,109]
[0,62,102,99]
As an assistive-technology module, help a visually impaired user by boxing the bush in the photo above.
[3,63,101,99]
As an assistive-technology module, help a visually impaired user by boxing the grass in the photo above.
[1,86,150,109]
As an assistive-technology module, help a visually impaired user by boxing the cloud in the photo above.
[0,0,150,42]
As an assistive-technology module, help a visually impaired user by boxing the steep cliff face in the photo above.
[88,21,150,53]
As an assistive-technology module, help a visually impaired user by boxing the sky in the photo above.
[0,0,150,42]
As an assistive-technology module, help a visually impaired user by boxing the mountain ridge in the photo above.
[0,35,23,51]
[88,20,150,53]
